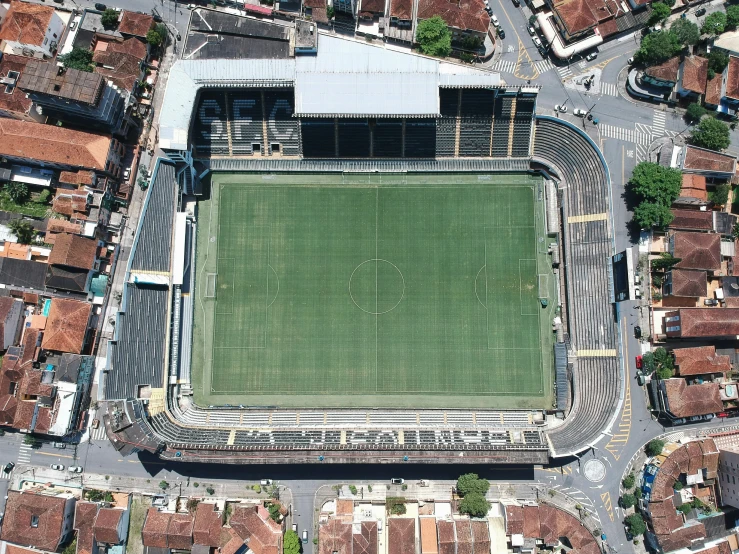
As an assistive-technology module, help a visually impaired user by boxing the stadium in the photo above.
[100,12,622,464]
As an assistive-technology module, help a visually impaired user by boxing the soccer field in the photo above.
[192,173,555,409]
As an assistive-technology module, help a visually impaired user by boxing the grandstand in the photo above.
[100,14,622,463]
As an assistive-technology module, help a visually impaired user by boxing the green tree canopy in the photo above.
[646,439,666,457]
[709,50,729,74]
[633,202,674,229]
[702,10,727,35]
[416,16,451,57]
[670,18,700,46]
[685,102,707,122]
[59,48,93,72]
[4,182,28,204]
[625,513,647,535]
[456,473,490,496]
[620,494,636,508]
[8,220,35,245]
[629,162,682,205]
[283,530,301,554]
[635,30,682,65]
[691,117,731,150]
[101,8,119,30]
[146,29,163,47]
[622,473,636,489]
[651,252,681,270]
[459,492,490,517]
[649,2,671,25]
[709,183,730,205]
[728,5,739,29]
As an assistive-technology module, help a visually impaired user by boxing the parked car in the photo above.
[152,495,167,506]
[634,286,642,298]
[418,479,430,487]
[69,466,83,473]
[585,52,598,61]
[627,56,634,64]
[635,355,642,369]
[634,325,642,338]
[52,442,65,449]
[94,3,107,10]
[688,415,703,422]
[51,464,64,471]
[511,0,520,6]
[555,105,567,113]
[696,7,706,15]
[292,523,297,532]
[123,167,131,181]
[260,479,273,486]
[92,419,100,429]
[491,14,499,26]
[718,412,729,418]
[528,26,536,35]
[302,530,308,544]
[704,298,719,306]
[704,413,715,421]
[3,462,14,473]
[497,28,505,39]
[671,418,687,426]
[391,478,404,484]
[573,108,587,116]
[532,36,542,48]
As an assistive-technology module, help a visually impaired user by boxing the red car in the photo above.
[635,355,643,369]
[718,412,729,418]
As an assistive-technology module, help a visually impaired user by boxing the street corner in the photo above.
[565,67,603,94]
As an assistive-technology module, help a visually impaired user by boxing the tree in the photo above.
[8,219,35,245]
[620,493,636,508]
[36,189,50,204]
[710,183,730,205]
[653,347,674,370]
[629,162,682,206]
[673,480,684,490]
[62,539,77,554]
[267,502,281,521]
[622,473,636,489]
[635,31,681,65]
[459,492,490,517]
[677,503,692,514]
[702,11,727,35]
[728,5,739,29]
[387,497,407,515]
[186,498,199,513]
[284,530,301,554]
[416,16,451,57]
[633,201,674,229]
[159,480,169,490]
[656,365,673,379]
[646,439,665,457]
[327,5,335,18]
[709,50,729,74]
[685,102,707,122]
[649,2,671,25]
[732,221,739,240]
[462,35,482,51]
[456,473,490,496]
[146,29,163,47]
[651,252,681,271]
[670,18,700,46]
[625,513,647,535]
[5,182,28,204]
[101,8,119,30]
[691,117,731,150]
[59,48,93,72]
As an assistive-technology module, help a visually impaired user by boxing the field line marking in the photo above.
[474,265,487,310]
[375,188,379,394]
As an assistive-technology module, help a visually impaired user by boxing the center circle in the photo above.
[349,259,405,315]
[583,459,606,483]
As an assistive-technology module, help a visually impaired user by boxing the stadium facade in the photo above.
[100,13,623,464]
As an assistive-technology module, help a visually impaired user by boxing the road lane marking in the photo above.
[601,491,615,521]
[33,451,74,460]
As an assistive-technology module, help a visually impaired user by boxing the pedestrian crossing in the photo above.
[556,65,572,79]
[653,110,666,136]
[18,444,32,464]
[493,59,517,74]
[600,82,619,97]
[601,124,652,145]
[636,143,650,162]
[534,59,554,74]
[90,424,108,442]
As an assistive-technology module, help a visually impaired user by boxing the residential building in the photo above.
[653,379,725,419]
[40,297,92,354]
[504,503,600,553]
[0,297,23,350]
[0,119,124,178]
[680,145,737,180]
[0,54,44,122]
[0,0,65,59]
[18,60,130,136]
[385,0,414,42]
[0,257,47,290]
[92,36,148,95]
[117,11,154,41]
[718,443,739,509]
[668,209,713,232]
[0,490,76,551]
[546,0,619,44]
[675,174,709,207]
[192,503,223,549]
[664,308,739,338]
[303,0,330,25]
[664,269,707,298]
[46,233,99,293]
[416,0,490,43]
[52,190,91,221]
[669,231,722,272]
[674,346,732,378]
[388,518,415,554]
[679,56,709,101]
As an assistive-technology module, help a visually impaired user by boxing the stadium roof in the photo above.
[158,33,500,149]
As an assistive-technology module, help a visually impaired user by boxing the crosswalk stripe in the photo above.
[18,445,31,464]
[600,82,619,97]
[535,59,554,73]
[556,65,572,78]
[601,124,652,145]
[90,425,108,442]
[493,59,517,74]
[653,111,666,136]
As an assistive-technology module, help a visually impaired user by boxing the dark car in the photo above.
[634,325,641,338]
[94,3,107,10]
[3,462,14,473]
[497,28,506,38]
[696,7,706,15]
[512,0,520,5]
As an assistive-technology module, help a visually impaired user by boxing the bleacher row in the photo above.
[191,87,536,159]
[532,117,620,458]
[192,89,301,157]
[148,412,547,450]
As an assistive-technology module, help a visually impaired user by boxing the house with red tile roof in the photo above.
[504,503,599,554]
[679,56,708,100]
[388,518,415,554]
[0,490,76,552]
[670,231,722,271]
[664,268,707,298]
[668,209,713,232]
[675,174,709,206]
[117,11,154,39]
[0,54,44,122]
[660,379,724,418]
[92,37,148,94]
[416,0,490,41]
[41,298,92,354]
[548,0,619,43]
[681,145,737,180]
[0,0,65,59]
[192,503,223,548]
[46,233,99,293]
[74,501,129,554]
[664,307,739,338]
[674,346,731,377]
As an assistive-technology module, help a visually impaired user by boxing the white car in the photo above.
[527,26,536,35]
[573,108,587,116]
[69,466,83,473]
[292,523,298,532]
[51,464,64,471]
[260,479,273,486]
[532,36,542,48]
[555,105,568,113]
[491,14,499,26]
[627,56,634,64]
[390,478,404,484]
[585,52,598,62]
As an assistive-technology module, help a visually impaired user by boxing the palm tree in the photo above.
[8,219,35,244]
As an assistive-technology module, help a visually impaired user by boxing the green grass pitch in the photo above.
[192,173,555,409]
